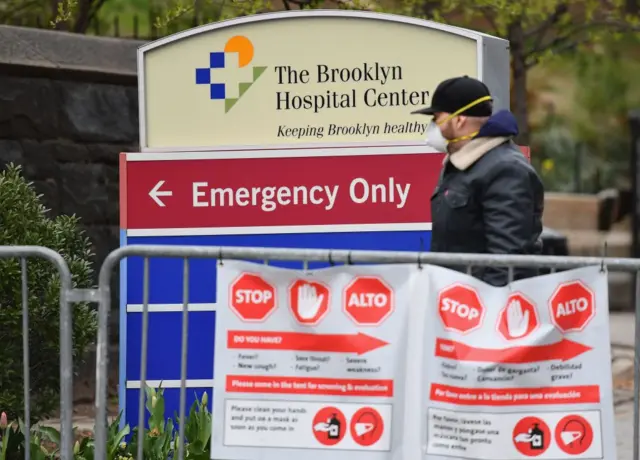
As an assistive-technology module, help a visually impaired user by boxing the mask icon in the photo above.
[560,420,586,446]
[354,411,377,440]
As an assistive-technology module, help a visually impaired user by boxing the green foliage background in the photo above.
[0,165,97,422]
[530,35,640,192]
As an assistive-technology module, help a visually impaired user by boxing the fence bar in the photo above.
[177,258,190,460]
[634,269,640,460]
[136,258,151,460]
[21,258,31,460]
[0,247,73,460]
[101,245,640,272]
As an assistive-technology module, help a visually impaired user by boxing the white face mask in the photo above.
[424,121,448,153]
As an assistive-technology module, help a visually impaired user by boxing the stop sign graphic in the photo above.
[497,292,540,341]
[343,276,394,326]
[289,279,331,326]
[549,281,595,333]
[229,273,277,322]
[438,284,485,334]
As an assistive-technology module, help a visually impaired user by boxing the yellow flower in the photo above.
[542,158,554,172]
[74,441,80,454]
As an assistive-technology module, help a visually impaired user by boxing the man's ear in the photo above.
[452,115,466,130]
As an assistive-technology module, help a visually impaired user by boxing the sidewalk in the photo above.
[610,312,636,460]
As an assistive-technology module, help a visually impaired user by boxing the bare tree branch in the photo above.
[524,2,569,40]
[525,18,640,69]
[525,2,570,58]
[478,6,499,35]
[528,18,639,59]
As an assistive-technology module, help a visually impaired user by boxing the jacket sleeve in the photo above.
[481,162,539,286]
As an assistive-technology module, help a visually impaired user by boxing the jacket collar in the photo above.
[443,136,510,171]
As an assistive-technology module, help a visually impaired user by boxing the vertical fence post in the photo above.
[629,110,640,347]
[133,15,139,39]
[630,110,640,261]
[634,269,640,460]
[21,259,31,460]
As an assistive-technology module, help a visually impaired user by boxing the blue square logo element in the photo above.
[209,52,225,69]
[210,83,225,100]
[195,68,211,85]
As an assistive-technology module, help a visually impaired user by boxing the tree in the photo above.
[148,0,640,144]
[397,0,640,145]
[0,0,109,33]
[0,164,97,421]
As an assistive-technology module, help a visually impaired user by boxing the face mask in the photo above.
[423,95,494,152]
[424,121,448,152]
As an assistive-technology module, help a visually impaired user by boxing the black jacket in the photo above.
[430,110,545,286]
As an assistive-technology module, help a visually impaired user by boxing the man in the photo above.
[413,76,544,286]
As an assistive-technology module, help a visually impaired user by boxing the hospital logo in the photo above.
[195,35,267,113]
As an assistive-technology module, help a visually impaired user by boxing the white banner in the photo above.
[211,261,615,460]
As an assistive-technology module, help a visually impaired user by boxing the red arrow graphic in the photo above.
[228,330,389,355]
[435,338,591,363]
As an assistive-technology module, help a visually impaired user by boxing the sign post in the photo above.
[119,10,510,428]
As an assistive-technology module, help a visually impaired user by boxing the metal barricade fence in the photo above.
[7,244,640,460]
[0,246,77,460]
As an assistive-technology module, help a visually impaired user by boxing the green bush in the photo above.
[0,164,96,422]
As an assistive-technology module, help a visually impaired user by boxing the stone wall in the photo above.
[0,26,145,337]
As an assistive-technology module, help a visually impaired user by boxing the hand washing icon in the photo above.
[312,407,346,446]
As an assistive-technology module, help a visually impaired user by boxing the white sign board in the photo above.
[212,262,615,460]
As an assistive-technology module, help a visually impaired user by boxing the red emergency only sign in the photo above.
[120,147,444,234]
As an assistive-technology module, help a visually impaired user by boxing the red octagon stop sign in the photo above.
[549,281,595,333]
[229,273,277,322]
[438,284,485,334]
[343,276,394,326]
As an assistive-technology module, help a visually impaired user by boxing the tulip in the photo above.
[151,395,157,408]
[74,441,80,455]
[201,392,208,407]
[0,412,7,429]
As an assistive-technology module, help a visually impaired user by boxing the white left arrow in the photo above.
[149,180,173,207]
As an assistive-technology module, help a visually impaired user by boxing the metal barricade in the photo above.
[93,245,640,460]
[0,246,76,460]
[6,244,640,460]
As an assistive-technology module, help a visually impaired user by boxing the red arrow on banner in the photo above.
[435,338,591,363]
[227,330,389,355]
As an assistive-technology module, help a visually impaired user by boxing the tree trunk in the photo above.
[508,21,530,146]
[73,0,94,33]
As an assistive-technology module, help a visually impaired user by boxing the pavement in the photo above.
[610,312,637,460]
[42,312,640,458]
